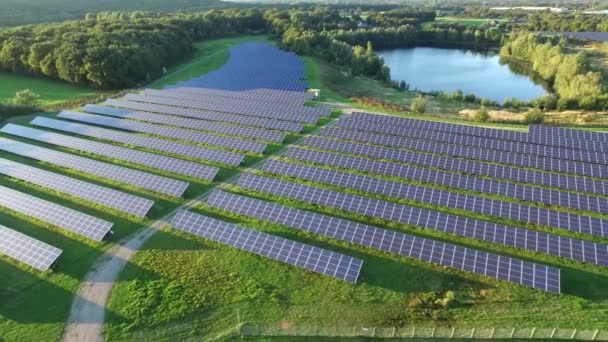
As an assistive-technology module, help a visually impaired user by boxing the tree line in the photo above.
[501,32,606,109]
[525,12,608,32]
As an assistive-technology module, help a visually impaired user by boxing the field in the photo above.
[425,17,508,28]
[1,35,608,342]
[0,73,104,107]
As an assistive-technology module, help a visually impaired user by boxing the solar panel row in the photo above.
[170,210,362,282]
[322,126,608,166]
[54,112,266,154]
[82,105,289,143]
[169,87,315,105]
[40,116,244,167]
[2,124,219,182]
[0,225,62,271]
[263,159,608,237]
[345,113,608,153]
[530,125,608,143]
[237,173,608,266]
[0,185,113,241]
[283,147,608,213]
[124,93,319,124]
[309,132,608,178]
[0,137,188,197]
[144,89,328,117]
[303,137,608,195]
[0,158,154,217]
[206,190,561,293]
[101,100,304,132]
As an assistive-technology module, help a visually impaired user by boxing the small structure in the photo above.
[308,88,321,99]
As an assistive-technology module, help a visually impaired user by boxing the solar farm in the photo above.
[1,42,608,340]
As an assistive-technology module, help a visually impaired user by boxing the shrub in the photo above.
[434,291,456,308]
[524,108,544,124]
[411,95,426,114]
[12,89,39,107]
[480,98,491,107]
[472,107,489,122]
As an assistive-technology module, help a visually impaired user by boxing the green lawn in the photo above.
[425,17,508,28]
[149,35,272,90]
[0,72,103,106]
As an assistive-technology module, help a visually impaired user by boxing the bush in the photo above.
[472,107,489,122]
[411,95,426,113]
[480,98,491,107]
[12,89,39,107]
[524,108,544,124]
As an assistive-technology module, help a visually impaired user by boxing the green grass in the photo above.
[423,17,508,28]
[149,35,272,90]
[0,72,104,106]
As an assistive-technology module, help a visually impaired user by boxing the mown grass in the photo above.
[423,17,508,28]
[0,72,104,106]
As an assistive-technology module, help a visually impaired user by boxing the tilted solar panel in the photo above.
[2,123,218,182]
[0,137,188,197]
[283,147,608,213]
[0,225,62,271]
[322,126,608,166]
[530,125,608,142]
[206,190,561,293]
[170,210,363,283]
[61,110,285,144]
[236,173,608,267]
[39,115,244,167]
[99,101,304,132]
[124,93,319,124]
[0,158,153,218]
[169,87,314,105]
[0,185,113,241]
[54,111,266,154]
[303,137,608,195]
[263,159,608,237]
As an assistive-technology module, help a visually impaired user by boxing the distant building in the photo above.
[491,6,568,13]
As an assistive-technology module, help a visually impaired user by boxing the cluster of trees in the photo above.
[501,32,606,109]
[332,26,417,49]
[418,23,502,46]
[525,12,608,32]
[0,89,40,119]
[0,9,267,88]
[366,9,436,27]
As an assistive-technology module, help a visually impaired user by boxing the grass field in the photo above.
[0,73,104,107]
[424,17,508,28]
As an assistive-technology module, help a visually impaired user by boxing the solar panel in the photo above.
[54,111,266,154]
[303,138,608,195]
[0,225,62,271]
[37,115,244,167]
[170,210,362,283]
[0,185,113,241]
[530,125,608,142]
[80,106,288,143]
[263,159,608,237]
[206,190,561,293]
[343,113,608,153]
[124,93,319,124]
[0,158,154,218]
[283,147,608,213]
[102,100,304,132]
[169,87,315,105]
[62,109,285,144]
[0,137,188,197]
[236,173,608,266]
[322,126,608,166]
[144,89,328,116]
[308,132,607,178]
[2,124,219,182]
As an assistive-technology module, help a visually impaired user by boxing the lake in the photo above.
[378,47,548,103]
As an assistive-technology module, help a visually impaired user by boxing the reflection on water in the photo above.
[379,47,549,103]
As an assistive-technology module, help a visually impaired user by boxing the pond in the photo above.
[378,47,549,103]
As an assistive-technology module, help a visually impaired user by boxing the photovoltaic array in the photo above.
[0,158,154,217]
[263,159,608,237]
[206,190,561,292]
[0,225,62,271]
[0,185,113,241]
[169,87,314,104]
[237,173,608,267]
[2,124,219,181]
[0,137,188,197]
[170,210,363,282]
[283,147,608,213]
[99,100,304,132]
[39,115,245,167]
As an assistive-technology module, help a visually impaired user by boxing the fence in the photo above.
[238,324,608,340]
